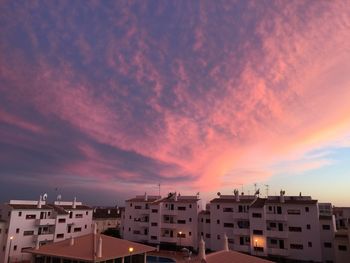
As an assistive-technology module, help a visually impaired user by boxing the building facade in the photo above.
[0,197,92,263]
[93,207,121,234]
[122,192,202,249]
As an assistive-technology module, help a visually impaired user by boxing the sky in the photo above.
[1,0,350,206]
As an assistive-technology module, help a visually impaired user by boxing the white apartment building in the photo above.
[0,197,93,263]
[93,207,121,234]
[198,190,345,263]
[122,192,202,249]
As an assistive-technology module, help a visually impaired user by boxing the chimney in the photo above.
[280,190,285,203]
[198,236,206,260]
[107,209,111,215]
[35,238,40,250]
[70,236,74,246]
[97,236,102,258]
[223,233,229,251]
[72,197,77,209]
[37,195,42,209]
[234,189,240,202]
[144,192,148,201]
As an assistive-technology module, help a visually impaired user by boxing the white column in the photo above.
[144,252,147,263]
[121,257,125,263]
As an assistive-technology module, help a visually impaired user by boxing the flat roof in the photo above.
[24,233,155,262]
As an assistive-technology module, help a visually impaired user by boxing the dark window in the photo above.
[85,225,87,229]
[151,236,157,240]
[269,222,277,228]
[290,244,303,250]
[135,206,142,210]
[252,213,262,218]
[74,227,82,232]
[223,208,233,212]
[128,228,131,232]
[217,219,220,224]
[205,233,210,238]
[23,231,34,236]
[253,230,263,235]
[14,245,17,251]
[289,226,302,232]
[324,242,332,248]
[228,238,234,244]
[178,207,186,211]
[177,220,186,224]
[152,209,158,213]
[268,206,272,211]
[305,207,309,212]
[129,216,131,219]
[18,212,22,217]
[58,218,66,223]
[25,214,36,220]
[67,226,71,233]
[189,232,191,236]
[69,212,73,219]
[56,234,64,239]
[189,218,192,222]
[217,205,220,209]
[201,218,203,222]
[205,219,210,224]
[189,204,192,208]
[239,205,243,212]
[224,223,234,228]
[338,245,347,251]
[322,224,331,230]
[86,211,88,215]
[177,232,185,238]
[270,239,278,245]
[16,228,19,233]
[308,242,312,247]
[307,224,311,229]
[151,222,158,227]
[287,209,301,215]
[217,234,220,240]
[75,214,83,218]
[277,206,282,214]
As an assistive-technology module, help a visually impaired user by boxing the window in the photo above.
[189,232,192,236]
[151,236,157,240]
[322,224,331,230]
[128,228,131,232]
[129,216,132,219]
[189,204,192,208]
[205,233,210,238]
[270,239,277,245]
[306,224,311,230]
[151,222,158,227]
[135,206,142,209]
[201,218,203,222]
[253,230,263,235]
[277,206,282,214]
[217,205,220,209]
[217,219,220,224]
[58,218,66,223]
[75,214,83,218]
[85,225,87,229]
[23,231,34,236]
[16,228,19,233]
[25,214,36,220]
[152,209,158,213]
[239,205,243,212]
[228,238,234,244]
[290,244,303,250]
[308,242,312,247]
[177,220,186,224]
[289,226,302,232]
[252,213,262,218]
[305,207,309,212]
[223,208,233,212]
[177,232,186,238]
[86,211,89,215]
[14,245,17,251]
[205,219,210,224]
[217,234,221,240]
[130,203,132,207]
[338,245,347,251]
[324,242,332,248]
[189,218,192,222]
[74,227,82,232]
[224,223,234,228]
[178,206,186,211]
[56,234,64,239]
[18,212,22,217]
[287,209,301,215]
[269,222,276,228]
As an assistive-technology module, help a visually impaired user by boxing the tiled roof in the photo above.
[188,250,273,263]
[24,233,155,262]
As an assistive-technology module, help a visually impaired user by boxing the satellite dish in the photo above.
[57,194,62,201]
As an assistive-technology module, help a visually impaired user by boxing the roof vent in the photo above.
[280,190,285,203]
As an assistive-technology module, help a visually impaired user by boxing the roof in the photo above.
[125,197,159,203]
[58,205,92,210]
[210,198,253,204]
[8,204,53,210]
[49,205,69,215]
[93,208,121,219]
[250,198,266,208]
[188,250,273,263]
[24,233,155,262]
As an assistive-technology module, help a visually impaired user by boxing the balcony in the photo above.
[34,233,54,242]
[35,218,56,226]
[233,245,250,253]
[160,235,177,243]
[268,247,289,257]
[266,230,288,239]
[265,213,287,221]
[233,228,250,235]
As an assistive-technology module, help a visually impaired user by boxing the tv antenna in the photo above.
[265,184,269,198]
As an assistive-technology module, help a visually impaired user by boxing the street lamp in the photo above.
[128,247,134,263]
[8,236,14,263]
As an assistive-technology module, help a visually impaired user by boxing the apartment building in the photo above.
[0,197,92,263]
[333,207,350,230]
[318,203,337,262]
[199,190,329,262]
[122,192,202,249]
[93,207,121,234]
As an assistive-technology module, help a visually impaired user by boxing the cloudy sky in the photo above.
[1,0,350,206]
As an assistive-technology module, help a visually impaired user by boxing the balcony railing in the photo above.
[35,218,56,226]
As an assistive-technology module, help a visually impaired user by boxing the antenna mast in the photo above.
[158,183,161,197]
[265,184,269,198]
